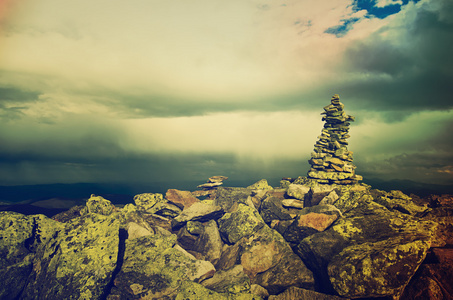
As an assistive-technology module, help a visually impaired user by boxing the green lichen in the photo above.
[218,204,265,244]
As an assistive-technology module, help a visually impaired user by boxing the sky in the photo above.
[0,0,452,189]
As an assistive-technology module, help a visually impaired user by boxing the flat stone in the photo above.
[172,202,224,230]
[282,199,304,209]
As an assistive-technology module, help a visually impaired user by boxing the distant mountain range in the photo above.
[0,178,451,217]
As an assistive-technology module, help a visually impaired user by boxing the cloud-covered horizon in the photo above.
[1,0,452,187]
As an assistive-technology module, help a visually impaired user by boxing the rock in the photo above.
[281,199,304,209]
[218,204,265,244]
[286,184,310,201]
[21,213,120,299]
[239,225,315,294]
[193,220,223,265]
[201,265,250,294]
[133,193,166,213]
[172,202,224,230]
[248,190,268,210]
[110,233,215,299]
[247,179,273,190]
[215,243,242,271]
[197,182,223,189]
[260,196,293,224]
[127,221,152,239]
[373,189,429,216]
[283,212,338,247]
[307,183,336,207]
[402,248,453,299]
[422,205,453,247]
[268,286,345,300]
[0,212,63,299]
[52,205,85,222]
[166,189,200,209]
[208,175,228,183]
[154,202,182,218]
[214,187,253,212]
[297,201,437,298]
[175,281,228,300]
[328,236,431,298]
[86,194,117,215]
[250,284,269,299]
[319,190,339,205]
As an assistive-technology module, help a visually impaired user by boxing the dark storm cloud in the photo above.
[340,0,453,113]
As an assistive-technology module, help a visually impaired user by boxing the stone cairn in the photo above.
[307,94,362,184]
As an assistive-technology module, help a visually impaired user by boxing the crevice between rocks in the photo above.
[101,228,128,300]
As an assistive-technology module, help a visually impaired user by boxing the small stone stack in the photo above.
[197,176,228,190]
[307,94,362,184]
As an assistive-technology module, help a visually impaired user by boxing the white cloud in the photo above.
[375,0,403,8]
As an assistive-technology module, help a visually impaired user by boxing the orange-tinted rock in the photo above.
[166,189,200,209]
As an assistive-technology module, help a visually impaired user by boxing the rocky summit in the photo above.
[1,96,452,299]
[1,178,452,300]
[308,94,362,185]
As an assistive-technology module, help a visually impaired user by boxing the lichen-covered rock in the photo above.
[259,196,293,224]
[133,193,166,213]
[286,184,310,201]
[247,179,273,190]
[297,201,437,298]
[193,220,223,265]
[214,187,254,212]
[85,194,117,215]
[218,204,265,244]
[419,205,453,247]
[373,189,429,216]
[21,213,120,300]
[109,233,215,299]
[0,212,63,299]
[172,202,224,230]
[328,237,431,298]
[268,286,344,300]
[52,205,85,223]
[201,265,251,294]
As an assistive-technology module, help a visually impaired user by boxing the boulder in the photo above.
[133,193,166,213]
[218,204,265,244]
[283,212,338,247]
[193,220,223,265]
[286,184,310,201]
[200,264,251,294]
[52,205,85,223]
[318,190,339,205]
[297,201,437,298]
[373,189,429,216]
[172,202,224,230]
[109,233,215,299]
[247,179,273,190]
[420,205,453,247]
[166,189,200,209]
[0,212,63,299]
[214,187,253,212]
[86,194,117,215]
[402,248,453,299]
[21,213,120,299]
[244,226,315,294]
[259,196,293,224]
[268,286,345,300]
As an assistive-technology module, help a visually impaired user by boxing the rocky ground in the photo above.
[1,176,452,299]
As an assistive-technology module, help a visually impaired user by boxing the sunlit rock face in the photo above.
[307,94,362,185]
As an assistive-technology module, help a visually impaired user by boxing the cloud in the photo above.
[0,0,452,187]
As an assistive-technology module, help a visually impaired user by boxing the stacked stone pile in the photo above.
[307,94,362,184]
[197,176,228,190]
